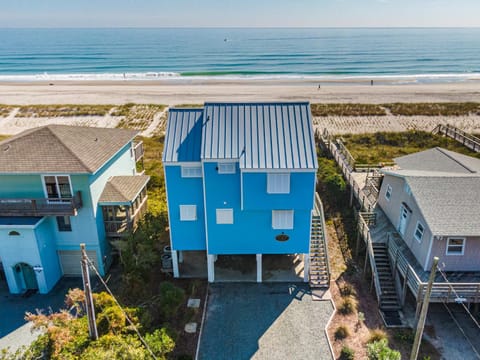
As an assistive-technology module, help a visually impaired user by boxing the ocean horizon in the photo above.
[1,27,480,82]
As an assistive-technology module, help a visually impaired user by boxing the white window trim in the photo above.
[267,173,290,194]
[404,183,412,196]
[414,221,424,243]
[181,165,202,178]
[446,237,466,256]
[179,205,197,221]
[272,210,294,229]
[385,184,392,201]
[217,162,236,174]
[216,208,234,224]
[42,174,73,199]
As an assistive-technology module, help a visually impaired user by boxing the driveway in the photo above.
[198,283,334,360]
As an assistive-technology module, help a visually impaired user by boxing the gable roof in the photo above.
[99,175,150,204]
[0,125,138,174]
[163,109,203,163]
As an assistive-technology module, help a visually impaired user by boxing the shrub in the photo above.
[367,339,401,360]
[159,282,185,318]
[338,297,357,315]
[340,346,355,360]
[334,325,350,340]
[367,328,388,344]
[394,329,415,343]
[339,283,356,297]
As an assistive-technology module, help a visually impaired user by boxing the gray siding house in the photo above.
[378,147,480,272]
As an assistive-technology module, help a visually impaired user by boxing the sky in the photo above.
[1,0,480,28]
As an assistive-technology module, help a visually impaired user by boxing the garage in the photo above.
[58,250,97,276]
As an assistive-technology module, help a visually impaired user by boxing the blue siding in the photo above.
[165,165,206,251]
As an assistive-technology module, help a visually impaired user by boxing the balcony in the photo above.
[133,141,144,162]
[0,191,83,217]
[103,193,148,237]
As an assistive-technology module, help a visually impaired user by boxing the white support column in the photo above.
[178,251,184,263]
[303,253,310,282]
[171,250,179,278]
[207,254,215,283]
[256,254,262,283]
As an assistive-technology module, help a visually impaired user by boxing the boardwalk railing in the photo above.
[313,192,331,286]
[432,124,480,153]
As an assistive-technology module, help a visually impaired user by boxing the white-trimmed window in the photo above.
[216,209,233,224]
[218,162,236,174]
[181,165,202,178]
[267,173,290,194]
[272,210,294,229]
[446,237,465,255]
[385,184,392,201]
[414,222,424,242]
[43,175,73,199]
[179,205,197,221]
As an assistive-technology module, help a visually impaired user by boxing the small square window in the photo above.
[385,184,392,201]
[218,163,236,174]
[446,238,465,255]
[181,165,202,178]
[57,216,72,232]
[180,205,197,221]
[414,222,424,242]
[267,173,290,194]
[272,210,294,229]
[216,209,233,224]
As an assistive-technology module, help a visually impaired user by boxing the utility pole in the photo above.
[410,256,439,360]
[80,243,98,340]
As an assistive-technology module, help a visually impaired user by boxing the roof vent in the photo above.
[94,138,98,142]
[2,144,10,152]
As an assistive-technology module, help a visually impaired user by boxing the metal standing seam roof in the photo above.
[162,109,203,163]
[0,125,138,174]
[98,175,150,204]
[201,102,318,169]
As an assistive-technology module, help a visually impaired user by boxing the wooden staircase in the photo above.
[309,193,330,289]
[372,243,401,310]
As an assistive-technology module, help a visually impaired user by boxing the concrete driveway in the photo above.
[198,283,334,360]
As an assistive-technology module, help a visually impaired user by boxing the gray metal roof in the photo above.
[99,175,150,204]
[395,147,480,174]
[163,109,203,163]
[201,102,318,169]
[0,125,137,174]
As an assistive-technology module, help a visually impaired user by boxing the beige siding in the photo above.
[428,236,480,271]
[378,174,432,270]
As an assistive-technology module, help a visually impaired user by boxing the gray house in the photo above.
[377,147,480,272]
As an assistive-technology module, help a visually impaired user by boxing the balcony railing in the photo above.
[103,196,148,237]
[0,191,83,217]
[133,141,144,162]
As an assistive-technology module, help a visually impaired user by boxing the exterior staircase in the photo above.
[372,243,401,310]
[309,193,330,289]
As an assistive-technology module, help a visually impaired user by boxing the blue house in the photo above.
[0,125,149,294]
[163,102,318,282]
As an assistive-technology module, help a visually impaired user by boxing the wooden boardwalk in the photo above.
[433,123,480,153]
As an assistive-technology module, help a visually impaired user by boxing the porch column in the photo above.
[171,250,179,278]
[256,254,262,283]
[207,254,215,283]
[304,254,310,282]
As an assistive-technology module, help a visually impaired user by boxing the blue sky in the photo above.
[1,0,479,28]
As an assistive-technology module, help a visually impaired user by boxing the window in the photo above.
[216,209,233,224]
[272,210,294,229]
[218,163,236,174]
[180,205,197,221]
[181,165,202,178]
[57,216,72,232]
[8,231,20,236]
[267,173,290,194]
[385,184,392,201]
[43,175,72,199]
[446,237,465,255]
[414,222,424,242]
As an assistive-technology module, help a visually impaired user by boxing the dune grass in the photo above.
[341,130,480,164]
[173,103,204,108]
[113,103,166,130]
[15,104,113,118]
[0,105,13,117]
[383,102,480,116]
[311,103,386,117]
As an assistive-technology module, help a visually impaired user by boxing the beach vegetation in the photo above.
[311,103,386,116]
[384,102,480,116]
[366,339,401,360]
[340,346,355,360]
[335,325,350,340]
[113,103,166,131]
[15,104,112,117]
[173,103,204,108]
[0,105,13,117]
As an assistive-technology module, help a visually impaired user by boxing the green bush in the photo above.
[340,345,355,360]
[335,325,350,340]
[394,329,415,343]
[159,282,185,318]
[367,339,401,360]
[338,297,357,315]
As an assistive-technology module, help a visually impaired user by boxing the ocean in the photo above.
[0,28,479,82]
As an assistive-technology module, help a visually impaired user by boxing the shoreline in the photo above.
[1,79,480,105]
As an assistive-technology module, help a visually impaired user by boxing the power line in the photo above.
[85,256,158,360]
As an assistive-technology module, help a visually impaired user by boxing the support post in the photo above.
[256,254,262,283]
[80,243,98,340]
[171,250,179,278]
[402,267,409,307]
[410,257,439,360]
[303,254,310,283]
[178,250,184,263]
[207,254,215,283]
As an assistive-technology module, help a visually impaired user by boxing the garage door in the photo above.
[58,250,97,276]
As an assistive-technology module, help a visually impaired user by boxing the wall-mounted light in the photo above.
[33,265,43,273]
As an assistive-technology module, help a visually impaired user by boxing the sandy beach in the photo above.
[1,79,480,105]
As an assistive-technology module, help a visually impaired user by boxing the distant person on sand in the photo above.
[318,83,321,90]
[371,79,373,86]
